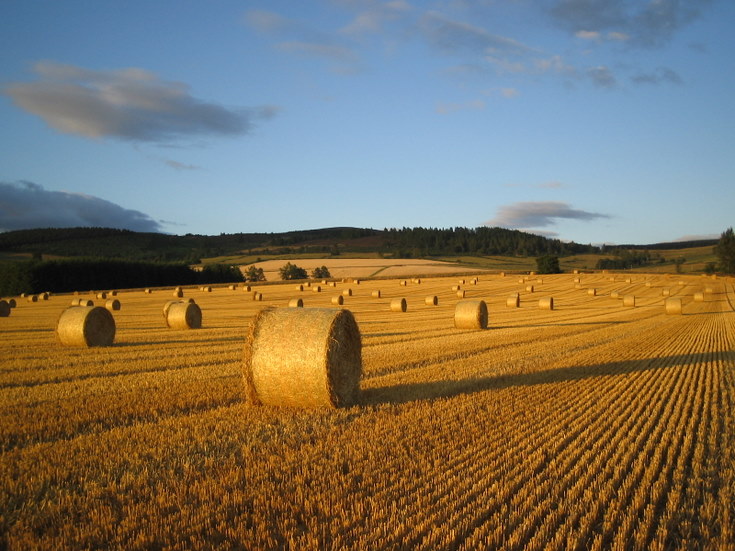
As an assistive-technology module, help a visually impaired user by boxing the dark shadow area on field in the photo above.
[359,351,730,406]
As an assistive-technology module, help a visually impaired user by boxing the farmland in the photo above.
[1,272,734,550]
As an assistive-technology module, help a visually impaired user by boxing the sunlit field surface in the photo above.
[1,273,734,550]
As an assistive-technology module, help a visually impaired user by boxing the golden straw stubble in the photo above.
[454,300,488,330]
[56,306,116,347]
[243,307,362,408]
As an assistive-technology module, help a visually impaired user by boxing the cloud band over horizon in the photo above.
[486,201,610,236]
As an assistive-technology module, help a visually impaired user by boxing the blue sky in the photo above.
[1,0,733,245]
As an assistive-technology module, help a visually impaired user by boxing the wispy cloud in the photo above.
[630,66,683,85]
[435,99,485,114]
[486,200,610,229]
[0,180,163,232]
[587,65,616,88]
[3,61,276,143]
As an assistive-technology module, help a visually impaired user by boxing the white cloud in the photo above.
[486,200,610,229]
[4,61,274,143]
[0,181,163,232]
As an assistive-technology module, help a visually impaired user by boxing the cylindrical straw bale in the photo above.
[166,301,202,329]
[456,290,466,298]
[354,280,360,285]
[413,278,422,284]
[371,290,381,298]
[665,298,682,315]
[289,298,304,308]
[20,293,27,298]
[518,278,525,284]
[331,295,344,305]
[0,300,9,317]
[529,272,536,276]
[588,288,597,296]
[574,277,581,283]
[313,286,321,293]
[295,284,304,291]
[204,286,212,292]
[623,295,636,307]
[705,286,713,294]
[27,295,38,303]
[72,298,94,307]
[574,284,583,289]
[506,295,520,308]
[573,269,580,275]
[173,288,184,298]
[110,291,118,296]
[454,300,488,330]
[145,288,152,294]
[105,299,121,311]
[539,297,554,310]
[425,295,438,306]
[611,291,620,299]
[662,288,670,296]
[244,285,252,292]
[329,282,336,287]
[56,306,115,347]
[452,285,461,291]
[391,298,407,312]
[694,292,704,302]
[400,280,407,286]
[471,278,478,285]
[163,300,179,318]
[229,284,237,290]
[96,291,108,300]
[645,281,652,287]
[500,272,505,277]
[41,292,49,301]
[253,293,263,301]
[7,299,16,308]
[625,278,632,284]
[244,307,361,408]
[458,279,465,284]
[342,289,352,297]
[526,285,534,293]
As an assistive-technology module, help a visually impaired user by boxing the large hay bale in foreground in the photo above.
[665,297,682,315]
[289,298,304,308]
[105,299,121,312]
[391,298,407,312]
[623,295,636,307]
[0,300,10,317]
[166,301,202,329]
[56,306,115,347]
[539,297,554,310]
[425,295,438,306]
[243,307,362,408]
[454,300,488,330]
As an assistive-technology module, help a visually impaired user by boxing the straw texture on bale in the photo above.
[454,300,488,330]
[665,298,682,315]
[425,295,438,306]
[391,298,407,312]
[166,301,202,329]
[331,295,344,305]
[0,300,9,317]
[623,295,636,307]
[105,299,121,311]
[243,307,362,408]
[662,289,671,297]
[289,298,304,308]
[456,290,466,298]
[506,295,520,308]
[539,297,554,310]
[342,289,352,297]
[694,292,704,302]
[371,290,381,298]
[56,306,115,347]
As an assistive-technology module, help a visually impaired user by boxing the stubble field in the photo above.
[1,272,734,550]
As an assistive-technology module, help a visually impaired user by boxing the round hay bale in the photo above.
[40,292,49,301]
[391,298,407,312]
[96,291,107,300]
[371,290,381,298]
[331,295,344,305]
[574,277,581,284]
[173,288,184,298]
[662,288,671,296]
[694,292,704,302]
[471,278,478,285]
[342,289,352,297]
[705,286,713,294]
[27,295,38,303]
[354,280,360,285]
[313,286,321,293]
[611,291,620,299]
[529,271,536,276]
[425,295,438,306]
[413,278,422,284]
[500,272,505,277]
[295,284,304,292]
[145,288,152,294]
[105,299,121,312]
[506,295,520,308]
[243,307,362,408]
[625,278,632,284]
[518,278,525,284]
[229,284,237,290]
[400,280,407,286]
[623,295,636,307]
[539,297,554,310]
[452,285,461,291]
[678,281,685,286]
[573,269,580,275]
[163,300,180,318]
[56,306,115,347]
[458,279,465,285]
[665,297,682,315]
[454,300,488,330]
[20,293,27,298]
[526,285,534,293]
[574,284,583,289]
[244,285,252,292]
[7,298,16,308]
[588,288,597,296]
[203,286,212,292]
[74,298,94,307]
[110,290,118,296]
[456,290,466,298]
[0,300,9,317]
[289,298,304,308]
[253,293,263,301]
[645,281,652,287]
[166,301,202,329]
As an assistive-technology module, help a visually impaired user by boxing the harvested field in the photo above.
[1,273,734,550]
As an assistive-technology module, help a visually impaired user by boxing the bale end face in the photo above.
[454,300,488,330]
[243,307,362,408]
[56,306,116,347]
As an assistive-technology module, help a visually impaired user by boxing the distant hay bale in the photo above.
[694,292,704,302]
[0,300,9,317]
[391,298,407,312]
[518,278,525,284]
[678,281,685,286]
[110,291,118,296]
[456,290,466,298]
[625,278,632,284]
[354,280,360,285]
[454,300,488,330]
[529,271,536,276]
[539,297,554,310]
[400,280,408,286]
[321,280,327,285]
[329,282,337,287]
[56,306,115,347]
[243,307,362,408]
[573,269,580,275]
[7,299,16,308]
[611,291,620,299]
[342,289,352,297]
[20,293,27,298]
[173,288,184,298]
[574,277,581,283]
[458,279,466,284]
[40,292,49,301]
[145,288,152,294]
[229,285,237,290]
[645,282,652,287]
[526,285,534,293]
[166,301,202,329]
[371,290,381,298]
[588,288,597,296]
[295,284,304,291]
[105,299,121,312]
[499,272,505,277]
[662,288,671,296]
[665,298,682,315]
[331,295,344,305]
[96,292,107,300]
[705,286,713,294]
[27,295,38,303]
[425,295,438,306]
[452,285,461,291]
[244,285,252,292]
[313,286,321,293]
[289,298,304,308]
[253,293,263,301]
[623,295,636,307]
[506,295,520,308]
[413,278,422,284]
[203,286,212,292]
[71,298,94,307]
